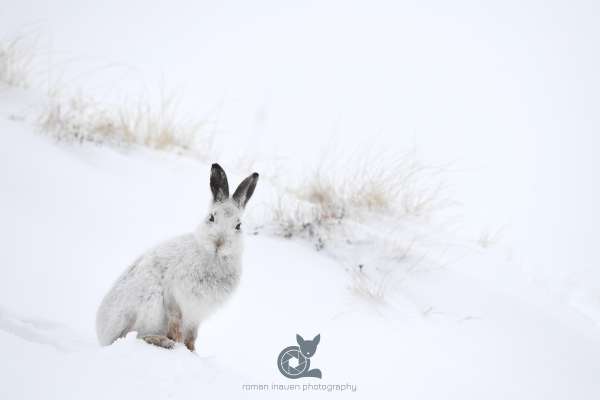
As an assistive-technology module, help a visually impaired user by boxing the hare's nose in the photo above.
[215,237,225,248]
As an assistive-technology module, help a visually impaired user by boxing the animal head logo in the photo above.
[296,334,319,357]
[277,334,322,379]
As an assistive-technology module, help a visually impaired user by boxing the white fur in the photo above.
[96,199,245,346]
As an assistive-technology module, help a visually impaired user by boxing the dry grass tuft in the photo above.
[38,92,211,157]
[349,270,388,304]
[0,35,34,88]
[269,152,448,248]
[0,34,209,155]
[477,226,504,249]
[300,155,446,218]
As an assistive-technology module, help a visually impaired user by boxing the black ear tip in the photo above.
[252,172,259,179]
[211,164,228,178]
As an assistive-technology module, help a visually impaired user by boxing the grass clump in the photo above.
[38,92,211,157]
[269,152,448,249]
[0,35,34,88]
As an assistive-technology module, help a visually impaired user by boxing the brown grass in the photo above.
[38,92,211,157]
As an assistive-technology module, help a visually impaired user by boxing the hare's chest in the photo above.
[170,259,241,320]
[187,269,240,301]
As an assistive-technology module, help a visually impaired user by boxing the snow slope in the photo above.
[2,89,600,399]
[3,0,599,304]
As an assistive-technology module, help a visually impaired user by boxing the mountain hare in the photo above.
[96,164,258,351]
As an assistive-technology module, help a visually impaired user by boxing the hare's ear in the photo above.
[313,334,320,345]
[210,163,229,203]
[296,334,305,346]
[232,172,259,209]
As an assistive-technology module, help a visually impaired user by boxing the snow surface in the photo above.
[1,89,600,399]
[2,1,600,398]
[3,0,599,298]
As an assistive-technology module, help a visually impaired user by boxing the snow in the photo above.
[1,89,600,399]
[1,1,600,398]
[3,0,598,296]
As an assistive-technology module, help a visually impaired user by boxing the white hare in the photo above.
[96,164,258,351]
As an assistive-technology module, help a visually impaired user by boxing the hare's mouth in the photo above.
[213,237,225,251]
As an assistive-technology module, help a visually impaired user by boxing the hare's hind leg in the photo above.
[142,335,175,349]
[136,291,173,348]
[167,319,182,343]
[167,314,182,343]
[184,325,198,352]
[166,302,183,343]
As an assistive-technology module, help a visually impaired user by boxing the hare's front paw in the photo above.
[142,335,176,349]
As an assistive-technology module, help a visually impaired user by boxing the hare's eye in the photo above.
[235,223,241,231]
[208,214,215,223]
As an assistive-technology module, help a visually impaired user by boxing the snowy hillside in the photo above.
[2,88,600,399]
[2,1,600,398]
